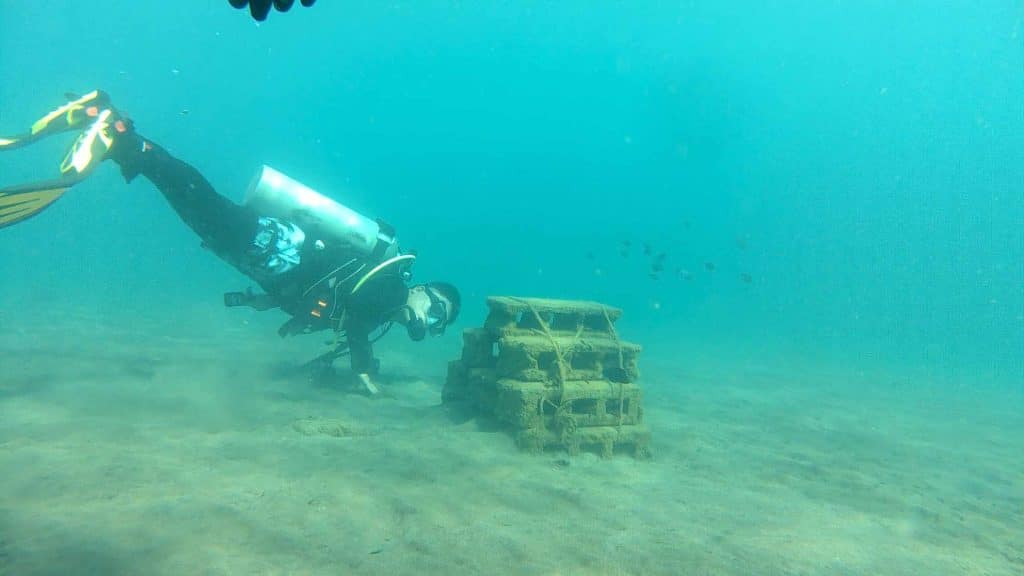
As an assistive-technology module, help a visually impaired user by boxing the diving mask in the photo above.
[425,289,449,335]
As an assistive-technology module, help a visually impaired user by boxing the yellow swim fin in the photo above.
[0,90,111,151]
[0,91,130,229]
[0,178,79,228]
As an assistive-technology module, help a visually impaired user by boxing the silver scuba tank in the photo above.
[244,165,399,260]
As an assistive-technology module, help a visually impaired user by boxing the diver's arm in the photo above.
[346,326,376,375]
[343,274,407,375]
[345,326,381,395]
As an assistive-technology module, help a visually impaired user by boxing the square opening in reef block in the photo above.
[571,398,599,415]
[536,351,558,374]
[605,398,630,417]
[570,352,600,372]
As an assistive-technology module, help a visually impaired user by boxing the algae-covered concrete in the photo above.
[445,296,650,458]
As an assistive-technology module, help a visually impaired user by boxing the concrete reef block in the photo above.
[515,425,651,459]
[460,328,495,368]
[493,334,641,382]
[484,296,624,337]
[443,295,651,459]
[494,379,643,429]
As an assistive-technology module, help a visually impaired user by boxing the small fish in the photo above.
[643,243,653,257]
[677,268,692,280]
[654,252,667,263]
[704,261,716,272]
[648,272,659,280]
[180,108,190,116]
[621,239,632,247]
[740,273,753,284]
[651,262,665,273]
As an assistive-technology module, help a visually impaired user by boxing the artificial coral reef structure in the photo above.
[445,296,651,458]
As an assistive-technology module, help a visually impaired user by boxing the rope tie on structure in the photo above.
[516,298,577,447]
[602,306,627,430]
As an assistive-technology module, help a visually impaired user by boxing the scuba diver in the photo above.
[0,90,460,396]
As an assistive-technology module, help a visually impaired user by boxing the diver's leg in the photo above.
[111,132,258,262]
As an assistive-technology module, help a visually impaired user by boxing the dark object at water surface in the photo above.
[704,261,716,272]
[229,0,316,21]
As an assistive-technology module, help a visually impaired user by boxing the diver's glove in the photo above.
[229,0,315,22]
[354,373,381,397]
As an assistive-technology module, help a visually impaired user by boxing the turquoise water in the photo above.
[1,2,1022,574]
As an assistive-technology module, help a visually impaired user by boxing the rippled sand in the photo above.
[1,308,1021,575]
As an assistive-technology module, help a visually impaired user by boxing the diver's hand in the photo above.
[229,0,315,22]
[356,373,381,397]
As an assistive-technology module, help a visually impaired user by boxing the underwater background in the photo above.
[1,1,1022,574]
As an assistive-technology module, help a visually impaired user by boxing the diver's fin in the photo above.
[0,90,111,152]
[0,134,34,151]
[0,178,80,228]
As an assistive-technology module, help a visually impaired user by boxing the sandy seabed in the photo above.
[1,308,1021,576]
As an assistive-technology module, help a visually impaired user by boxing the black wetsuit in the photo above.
[111,133,407,374]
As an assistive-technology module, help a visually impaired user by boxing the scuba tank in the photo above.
[244,165,401,262]
[242,165,416,339]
